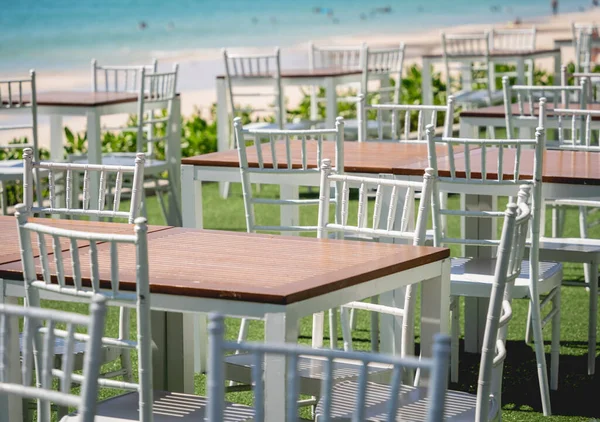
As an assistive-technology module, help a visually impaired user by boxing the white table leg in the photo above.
[459,119,473,138]
[167,96,182,226]
[86,110,101,220]
[181,165,203,229]
[217,78,231,199]
[462,193,496,353]
[553,51,562,86]
[421,58,433,105]
[325,77,337,129]
[588,258,598,375]
[280,184,299,235]
[516,57,526,85]
[1,281,23,422]
[264,312,299,422]
[420,259,451,382]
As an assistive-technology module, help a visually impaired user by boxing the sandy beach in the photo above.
[5,6,600,149]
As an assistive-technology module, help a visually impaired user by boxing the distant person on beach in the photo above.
[594,0,599,7]
[138,21,147,30]
[551,0,558,15]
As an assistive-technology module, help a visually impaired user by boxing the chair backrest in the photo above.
[441,32,492,98]
[357,94,455,142]
[206,313,452,422]
[0,296,106,422]
[0,70,39,154]
[234,117,344,233]
[361,43,405,104]
[572,24,596,72]
[308,42,366,71]
[560,65,600,104]
[133,64,179,157]
[474,192,531,421]
[91,59,158,92]
[224,48,284,128]
[317,159,434,244]
[22,148,145,222]
[15,205,153,421]
[502,76,584,138]
[545,107,600,151]
[490,27,536,51]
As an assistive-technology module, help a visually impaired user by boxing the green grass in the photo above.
[42,182,600,420]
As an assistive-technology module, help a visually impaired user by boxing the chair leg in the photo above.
[349,308,357,331]
[529,293,553,416]
[154,178,169,225]
[0,181,7,215]
[550,287,561,391]
[588,259,598,375]
[312,312,324,348]
[329,308,338,349]
[118,307,133,382]
[340,307,353,351]
[370,296,379,353]
[525,301,533,344]
[237,318,250,342]
[450,296,460,383]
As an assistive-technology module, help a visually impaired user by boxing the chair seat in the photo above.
[453,89,504,107]
[451,258,562,298]
[70,153,167,171]
[225,353,392,395]
[60,390,254,421]
[315,380,498,421]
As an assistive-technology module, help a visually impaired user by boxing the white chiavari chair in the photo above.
[207,313,451,422]
[91,59,158,93]
[0,296,107,422]
[442,32,503,109]
[15,207,252,421]
[310,197,528,421]
[573,24,596,73]
[357,94,455,142]
[0,70,43,215]
[490,27,537,85]
[317,159,435,363]
[561,65,600,104]
[426,125,560,415]
[72,64,180,225]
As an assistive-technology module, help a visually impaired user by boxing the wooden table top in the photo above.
[460,103,600,119]
[423,48,560,60]
[0,216,171,266]
[216,68,363,80]
[427,147,600,185]
[33,91,139,107]
[0,226,449,305]
[183,141,439,175]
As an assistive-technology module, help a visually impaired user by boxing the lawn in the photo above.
[40,181,600,421]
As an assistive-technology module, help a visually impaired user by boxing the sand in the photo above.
[3,7,600,149]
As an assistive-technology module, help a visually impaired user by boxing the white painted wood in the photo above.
[181,165,203,229]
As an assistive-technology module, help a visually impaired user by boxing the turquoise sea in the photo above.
[0,0,592,74]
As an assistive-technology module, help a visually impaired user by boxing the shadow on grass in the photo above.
[452,339,600,418]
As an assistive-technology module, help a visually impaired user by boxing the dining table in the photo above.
[0,215,450,422]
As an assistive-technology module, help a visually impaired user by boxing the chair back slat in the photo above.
[91,59,157,93]
[234,117,345,233]
[0,297,107,422]
[206,314,451,422]
[23,148,145,222]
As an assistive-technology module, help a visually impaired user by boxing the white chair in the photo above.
[0,70,43,215]
[207,313,451,422]
[426,125,560,416]
[561,65,600,104]
[71,64,180,225]
[502,75,586,139]
[441,32,503,108]
[0,296,107,422]
[91,58,158,92]
[308,43,366,121]
[312,197,530,421]
[490,27,537,85]
[572,24,596,73]
[317,159,435,361]
[357,94,455,142]
[534,106,600,375]
[14,207,253,421]
[21,151,145,418]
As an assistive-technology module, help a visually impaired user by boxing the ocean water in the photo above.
[0,0,591,73]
